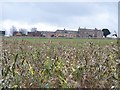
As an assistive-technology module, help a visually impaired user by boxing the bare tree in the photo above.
[31,27,37,32]
[19,28,27,35]
[10,26,17,36]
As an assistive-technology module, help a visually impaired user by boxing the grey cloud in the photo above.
[33,2,117,24]
[1,2,118,33]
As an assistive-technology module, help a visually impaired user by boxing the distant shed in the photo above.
[0,31,5,36]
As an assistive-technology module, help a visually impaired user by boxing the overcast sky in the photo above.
[0,1,119,35]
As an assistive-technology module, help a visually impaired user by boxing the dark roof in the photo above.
[40,31,55,34]
[66,30,78,34]
[28,31,41,33]
[55,29,77,34]
[55,30,65,33]
[78,28,102,31]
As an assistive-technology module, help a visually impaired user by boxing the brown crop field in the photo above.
[1,37,120,88]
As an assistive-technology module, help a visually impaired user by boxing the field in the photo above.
[1,37,120,88]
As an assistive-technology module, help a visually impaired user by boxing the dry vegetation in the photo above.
[1,38,120,88]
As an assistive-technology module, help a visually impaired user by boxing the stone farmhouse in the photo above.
[78,27,103,38]
[55,28,78,38]
[13,27,103,38]
[54,27,103,38]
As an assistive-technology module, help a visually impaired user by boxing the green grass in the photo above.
[3,36,117,46]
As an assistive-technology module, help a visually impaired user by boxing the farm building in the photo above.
[27,31,55,37]
[28,31,41,37]
[13,31,27,36]
[40,31,55,38]
[54,27,103,38]
[0,31,5,36]
[78,27,103,38]
[16,27,103,38]
[55,28,78,38]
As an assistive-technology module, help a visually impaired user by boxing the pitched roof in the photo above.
[55,29,77,34]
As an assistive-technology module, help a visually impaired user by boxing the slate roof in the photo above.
[55,29,78,34]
